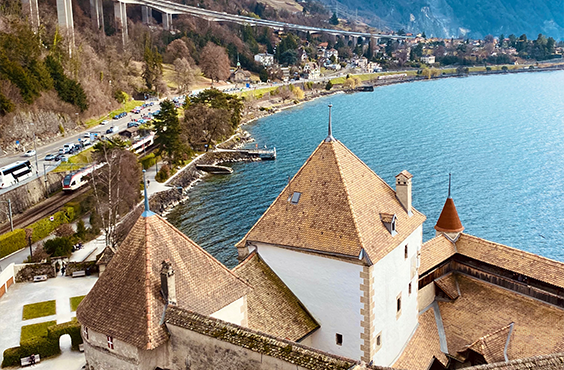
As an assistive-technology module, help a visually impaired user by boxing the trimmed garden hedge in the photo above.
[1,319,83,367]
[0,229,26,259]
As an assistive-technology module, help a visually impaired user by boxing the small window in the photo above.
[107,335,114,349]
[408,282,412,295]
[84,327,89,340]
[289,192,301,204]
[404,245,408,259]
[376,334,381,346]
[336,333,343,346]
[397,296,402,313]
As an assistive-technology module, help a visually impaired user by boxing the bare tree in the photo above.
[182,103,231,151]
[90,141,141,249]
[173,58,194,93]
[165,39,195,65]
[199,42,231,84]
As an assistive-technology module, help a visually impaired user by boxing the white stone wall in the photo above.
[370,225,422,366]
[256,243,364,360]
[81,326,171,370]
[211,296,247,327]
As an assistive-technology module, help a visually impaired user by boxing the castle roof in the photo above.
[236,139,426,263]
[77,213,250,350]
[233,252,319,341]
[434,197,464,233]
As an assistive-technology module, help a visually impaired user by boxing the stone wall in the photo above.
[0,172,65,225]
[14,262,56,282]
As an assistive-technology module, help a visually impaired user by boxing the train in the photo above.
[0,160,33,189]
[62,164,103,192]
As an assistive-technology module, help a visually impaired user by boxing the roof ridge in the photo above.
[468,323,513,349]
[332,141,366,257]
[232,250,257,272]
[155,214,252,290]
[235,141,327,248]
[458,233,564,268]
[144,216,153,349]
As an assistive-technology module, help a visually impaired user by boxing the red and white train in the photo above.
[62,164,103,191]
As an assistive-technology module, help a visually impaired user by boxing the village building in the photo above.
[420,55,436,64]
[253,53,274,67]
[78,108,564,370]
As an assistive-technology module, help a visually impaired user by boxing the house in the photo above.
[298,49,309,63]
[254,53,274,67]
[118,127,140,140]
[229,69,251,83]
[326,48,339,60]
[77,108,564,370]
[420,55,435,64]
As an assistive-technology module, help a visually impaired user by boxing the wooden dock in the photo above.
[216,147,276,160]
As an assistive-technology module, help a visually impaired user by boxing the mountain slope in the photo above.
[330,0,564,39]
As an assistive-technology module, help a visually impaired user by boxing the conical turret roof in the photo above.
[236,139,426,263]
[77,213,250,350]
[434,197,464,233]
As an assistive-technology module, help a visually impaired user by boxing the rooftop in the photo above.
[236,139,425,263]
[77,213,250,350]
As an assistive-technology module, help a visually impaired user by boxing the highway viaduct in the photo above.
[21,0,411,48]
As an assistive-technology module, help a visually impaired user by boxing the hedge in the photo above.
[29,207,75,243]
[0,229,26,259]
[1,319,83,367]
[140,153,157,170]
[64,202,81,219]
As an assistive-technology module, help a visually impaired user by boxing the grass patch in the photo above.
[84,100,143,128]
[20,320,57,342]
[69,296,85,312]
[52,147,95,173]
[239,85,278,99]
[22,300,56,321]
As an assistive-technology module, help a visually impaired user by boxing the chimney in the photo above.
[160,260,177,305]
[395,170,413,216]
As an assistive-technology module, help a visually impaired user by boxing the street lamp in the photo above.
[29,122,39,176]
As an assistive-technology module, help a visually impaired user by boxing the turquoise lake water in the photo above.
[167,71,564,268]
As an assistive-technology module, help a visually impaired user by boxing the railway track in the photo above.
[0,187,91,235]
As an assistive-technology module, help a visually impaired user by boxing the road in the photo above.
[0,101,162,195]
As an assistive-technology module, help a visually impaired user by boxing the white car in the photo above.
[100,120,108,125]
[24,150,36,157]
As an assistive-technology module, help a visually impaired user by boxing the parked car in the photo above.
[106,126,118,134]
[113,112,127,120]
[127,122,139,128]
[60,155,69,162]
[54,154,64,161]
[100,120,108,125]
[137,119,146,124]
[59,147,69,155]
[24,150,36,157]
[44,154,56,161]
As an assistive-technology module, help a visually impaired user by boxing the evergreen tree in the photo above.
[329,13,339,26]
[153,100,183,164]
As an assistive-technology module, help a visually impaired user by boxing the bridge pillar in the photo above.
[56,0,75,50]
[21,0,40,31]
[141,6,152,25]
[114,1,128,44]
[90,0,104,31]
[162,12,172,31]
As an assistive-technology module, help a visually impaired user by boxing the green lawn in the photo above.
[239,85,278,99]
[20,321,57,342]
[22,300,56,320]
[69,295,85,312]
[84,100,143,128]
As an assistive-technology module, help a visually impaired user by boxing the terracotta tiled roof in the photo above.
[462,324,513,364]
[434,198,464,233]
[434,272,459,300]
[465,352,564,370]
[233,253,319,341]
[419,234,456,273]
[456,234,564,289]
[236,140,425,263]
[438,274,564,362]
[396,170,413,179]
[393,308,448,370]
[77,213,251,350]
[95,246,114,266]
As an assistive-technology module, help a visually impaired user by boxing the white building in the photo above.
[420,55,436,64]
[254,53,275,66]
[236,116,426,365]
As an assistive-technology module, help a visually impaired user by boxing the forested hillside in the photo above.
[328,0,564,39]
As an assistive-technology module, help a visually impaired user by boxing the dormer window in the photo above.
[380,213,397,236]
[289,192,301,204]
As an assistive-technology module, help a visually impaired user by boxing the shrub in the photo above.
[1,320,82,367]
[0,229,26,259]
[30,210,72,243]
[75,219,86,240]
[325,81,333,90]
[55,224,74,238]
[64,201,81,219]
[155,164,171,182]
[43,237,74,257]
[140,153,158,169]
